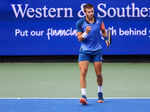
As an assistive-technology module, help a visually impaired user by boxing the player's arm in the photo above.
[77,32,84,42]
[100,21,111,47]
[76,19,91,42]
[100,21,107,38]
[77,26,91,42]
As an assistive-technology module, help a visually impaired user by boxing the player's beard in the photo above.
[87,14,94,21]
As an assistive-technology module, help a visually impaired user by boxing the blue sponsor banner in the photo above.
[0,0,150,55]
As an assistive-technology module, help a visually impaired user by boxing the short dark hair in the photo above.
[83,4,94,12]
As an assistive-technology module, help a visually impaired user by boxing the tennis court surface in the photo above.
[0,62,150,112]
[0,98,150,112]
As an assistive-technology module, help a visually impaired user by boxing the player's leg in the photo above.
[94,62,103,86]
[93,50,104,103]
[79,61,89,104]
[79,61,89,89]
[93,61,104,103]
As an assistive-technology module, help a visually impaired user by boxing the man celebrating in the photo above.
[76,3,110,105]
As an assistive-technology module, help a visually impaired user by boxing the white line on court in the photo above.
[0,97,150,100]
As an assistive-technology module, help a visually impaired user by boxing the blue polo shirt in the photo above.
[76,17,103,51]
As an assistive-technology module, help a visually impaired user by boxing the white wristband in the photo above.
[82,32,88,39]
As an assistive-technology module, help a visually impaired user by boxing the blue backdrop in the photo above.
[0,0,150,55]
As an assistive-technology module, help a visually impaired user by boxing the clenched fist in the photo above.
[85,26,91,34]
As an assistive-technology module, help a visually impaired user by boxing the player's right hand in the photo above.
[77,32,84,41]
[78,35,84,41]
[85,26,91,33]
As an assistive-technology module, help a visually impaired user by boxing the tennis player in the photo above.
[76,3,110,105]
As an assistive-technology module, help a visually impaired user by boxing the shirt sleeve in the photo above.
[76,19,84,32]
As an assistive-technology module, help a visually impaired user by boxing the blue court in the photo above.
[0,98,150,112]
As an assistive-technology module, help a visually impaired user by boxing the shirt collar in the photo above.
[84,16,97,24]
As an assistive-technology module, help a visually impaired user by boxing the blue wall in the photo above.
[0,0,150,55]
